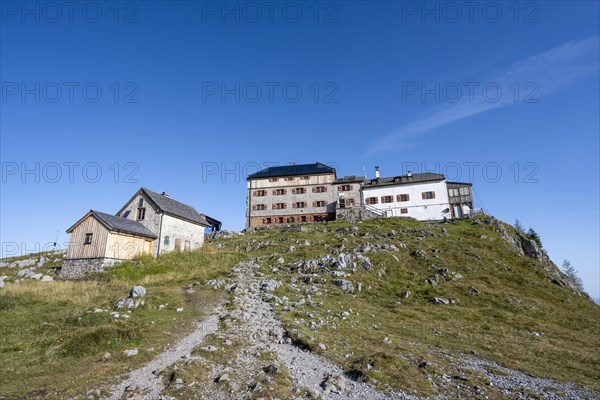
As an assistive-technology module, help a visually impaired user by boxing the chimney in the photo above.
[375,166,380,179]
[407,170,412,177]
[161,191,170,198]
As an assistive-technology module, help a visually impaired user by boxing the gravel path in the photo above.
[105,308,222,400]
[230,259,419,400]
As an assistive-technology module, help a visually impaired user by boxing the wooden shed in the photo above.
[65,210,157,262]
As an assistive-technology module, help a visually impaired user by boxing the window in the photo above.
[253,190,267,197]
[273,203,287,209]
[313,200,327,207]
[84,233,93,245]
[277,217,284,224]
[459,187,470,195]
[397,194,410,202]
[293,202,306,208]
[338,184,352,191]
[381,195,394,203]
[449,188,459,197]
[264,217,273,224]
[422,191,436,200]
[400,208,408,214]
[293,187,306,194]
[285,177,295,181]
[313,186,327,193]
[300,216,307,222]
[253,204,266,211]
[301,176,310,180]
[273,189,286,195]
[164,236,170,245]
[365,197,378,205]
[138,198,144,207]
[347,198,355,206]
[269,177,279,182]
[287,216,295,223]
[137,207,146,220]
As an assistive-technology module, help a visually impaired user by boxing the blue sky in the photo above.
[1,1,599,297]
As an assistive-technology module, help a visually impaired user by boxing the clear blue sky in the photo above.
[1,1,598,297]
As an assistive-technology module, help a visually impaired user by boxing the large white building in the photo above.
[361,169,473,221]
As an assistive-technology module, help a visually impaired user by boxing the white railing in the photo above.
[363,204,386,217]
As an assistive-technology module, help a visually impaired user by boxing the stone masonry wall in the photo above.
[60,258,120,279]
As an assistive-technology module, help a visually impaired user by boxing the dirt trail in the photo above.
[105,308,222,400]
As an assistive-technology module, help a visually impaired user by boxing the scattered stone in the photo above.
[200,346,218,352]
[333,279,354,293]
[260,280,281,292]
[123,349,138,357]
[102,352,111,361]
[264,364,280,374]
[412,249,428,260]
[470,287,480,294]
[318,343,327,351]
[41,275,53,282]
[176,308,184,312]
[129,286,146,298]
[288,245,296,252]
[432,297,450,305]
[217,374,230,382]
[321,373,347,392]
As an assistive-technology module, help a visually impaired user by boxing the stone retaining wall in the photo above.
[60,258,121,279]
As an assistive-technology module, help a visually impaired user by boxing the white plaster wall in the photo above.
[362,180,451,221]
[158,214,205,255]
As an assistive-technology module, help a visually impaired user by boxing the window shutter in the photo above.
[313,201,317,207]
[272,204,276,209]
[422,192,426,199]
[312,187,316,193]
[324,186,327,192]
[252,205,257,211]
[273,190,277,195]
[349,185,353,190]
[432,191,436,198]
[338,185,342,191]
[407,194,410,201]
[284,203,287,209]
[324,201,328,206]
[283,189,287,195]
[253,191,257,196]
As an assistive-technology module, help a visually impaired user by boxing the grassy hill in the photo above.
[0,215,598,399]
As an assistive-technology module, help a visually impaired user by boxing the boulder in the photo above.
[260,280,281,292]
[333,279,354,293]
[129,286,147,298]
[432,297,450,305]
[522,239,542,259]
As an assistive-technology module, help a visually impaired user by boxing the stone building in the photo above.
[246,163,476,227]
[62,187,220,277]
[246,162,338,228]
[117,188,218,256]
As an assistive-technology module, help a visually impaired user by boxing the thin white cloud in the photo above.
[367,37,600,156]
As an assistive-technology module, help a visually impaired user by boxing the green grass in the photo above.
[0,247,239,399]
[214,217,600,396]
[1,217,598,398]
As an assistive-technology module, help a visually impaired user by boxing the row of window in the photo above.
[262,215,326,224]
[253,186,329,197]
[252,200,328,210]
[365,191,436,205]
[448,187,470,197]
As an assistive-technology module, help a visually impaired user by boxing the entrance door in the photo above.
[339,198,346,208]
[175,238,182,252]
[454,205,463,218]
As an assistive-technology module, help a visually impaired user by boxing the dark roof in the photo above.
[141,188,210,226]
[363,173,445,188]
[335,175,365,183]
[247,162,336,179]
[67,210,158,239]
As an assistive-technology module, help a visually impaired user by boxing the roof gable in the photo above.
[140,188,209,226]
[247,162,336,179]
